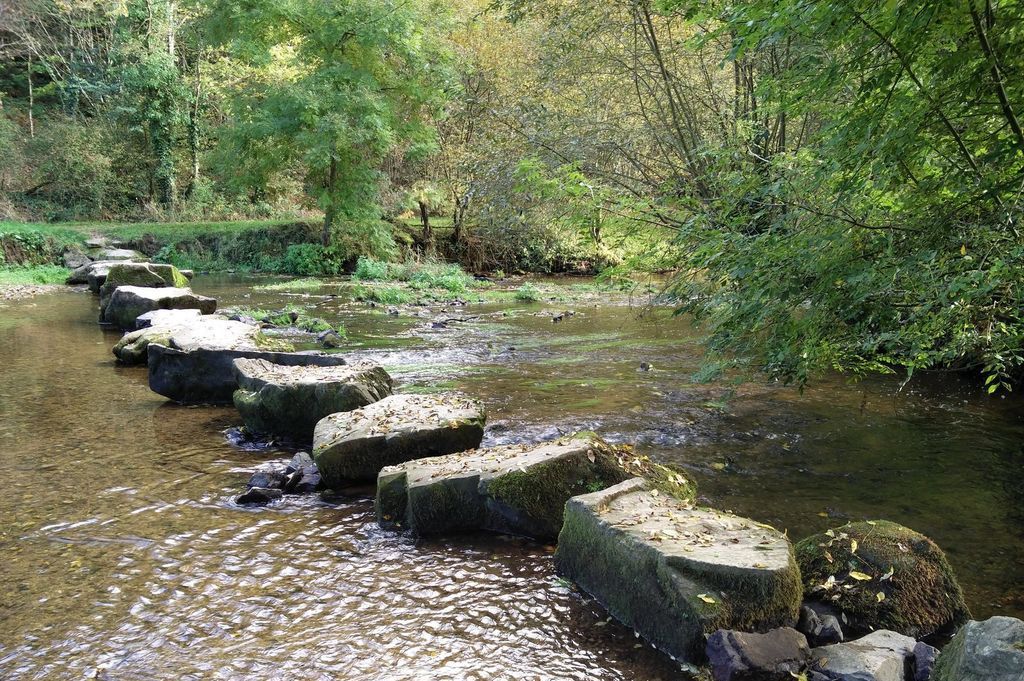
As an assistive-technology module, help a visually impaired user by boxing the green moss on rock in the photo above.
[796,520,970,638]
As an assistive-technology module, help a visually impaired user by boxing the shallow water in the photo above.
[0,275,1021,680]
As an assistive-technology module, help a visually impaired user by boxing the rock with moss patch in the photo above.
[232,358,392,442]
[97,262,191,312]
[101,286,217,330]
[375,435,656,541]
[66,260,134,286]
[809,629,917,681]
[316,393,486,486]
[112,309,206,364]
[554,477,801,664]
[796,520,969,639]
[931,616,1024,681]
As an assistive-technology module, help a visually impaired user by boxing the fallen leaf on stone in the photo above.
[881,566,894,581]
[876,591,886,602]
[697,594,716,604]
[850,539,858,554]
[848,571,872,581]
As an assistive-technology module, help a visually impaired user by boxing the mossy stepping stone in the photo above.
[375,434,634,540]
[554,477,802,663]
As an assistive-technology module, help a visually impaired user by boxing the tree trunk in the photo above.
[419,200,432,248]
[27,55,34,139]
[322,154,337,247]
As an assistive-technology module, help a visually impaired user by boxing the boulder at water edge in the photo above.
[796,520,970,639]
[147,318,347,404]
[932,616,1024,681]
[232,358,393,442]
[315,392,486,486]
[102,286,216,330]
[554,477,802,663]
[808,629,918,681]
[377,436,649,541]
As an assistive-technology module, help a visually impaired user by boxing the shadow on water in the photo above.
[0,274,1021,679]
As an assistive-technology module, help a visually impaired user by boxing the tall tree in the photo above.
[205,0,452,247]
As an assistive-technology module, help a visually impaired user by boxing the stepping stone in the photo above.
[554,477,802,663]
[114,314,253,365]
[147,321,347,404]
[374,434,634,541]
[97,262,190,310]
[232,358,393,442]
[315,393,486,487]
[66,260,137,286]
[102,286,217,330]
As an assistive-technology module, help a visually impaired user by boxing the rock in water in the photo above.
[97,262,191,314]
[798,605,845,647]
[66,260,133,286]
[102,286,217,330]
[149,344,348,405]
[231,358,393,443]
[376,435,638,540]
[809,629,916,681]
[315,393,486,486]
[932,616,1024,681]
[236,487,284,505]
[706,628,811,681]
[554,477,802,664]
[796,520,970,638]
[113,313,249,365]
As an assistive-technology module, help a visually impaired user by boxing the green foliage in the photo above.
[278,244,345,277]
[0,265,70,285]
[353,256,394,281]
[205,0,454,243]
[351,283,413,305]
[252,278,328,292]
[514,282,540,302]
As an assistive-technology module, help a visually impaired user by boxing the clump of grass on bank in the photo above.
[252,278,328,292]
[514,282,541,302]
[351,283,413,305]
[353,256,479,294]
[0,265,71,285]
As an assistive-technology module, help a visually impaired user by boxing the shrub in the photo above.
[514,282,541,302]
[353,256,393,281]
[279,243,344,276]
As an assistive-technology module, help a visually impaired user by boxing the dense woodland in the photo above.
[2,0,1024,388]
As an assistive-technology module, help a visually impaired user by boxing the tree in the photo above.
[204,0,453,247]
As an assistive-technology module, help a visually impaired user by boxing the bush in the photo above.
[514,282,541,302]
[278,243,344,276]
[353,256,393,281]
[351,283,412,305]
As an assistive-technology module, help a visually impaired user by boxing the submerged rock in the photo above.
[236,487,284,505]
[239,451,322,501]
[796,520,970,639]
[315,393,486,486]
[809,629,916,681]
[554,477,802,663]
[706,628,811,681]
[102,286,217,330]
[232,358,392,442]
[932,616,1024,681]
[376,436,646,541]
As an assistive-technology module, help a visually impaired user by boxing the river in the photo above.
[0,275,1020,680]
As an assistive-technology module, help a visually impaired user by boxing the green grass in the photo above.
[222,303,343,335]
[514,282,541,302]
[351,283,414,305]
[0,265,71,285]
[252,277,328,292]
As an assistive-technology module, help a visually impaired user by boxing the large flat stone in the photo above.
[102,286,216,330]
[114,314,256,365]
[554,477,802,663]
[97,262,191,314]
[316,393,486,486]
[66,260,135,286]
[149,342,347,405]
[809,629,916,681]
[375,435,639,541]
[232,358,393,442]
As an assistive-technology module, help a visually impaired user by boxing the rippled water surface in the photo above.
[1,275,1021,680]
